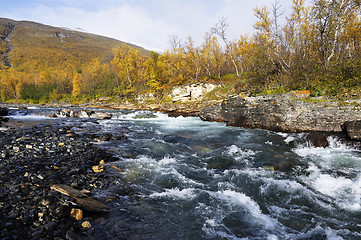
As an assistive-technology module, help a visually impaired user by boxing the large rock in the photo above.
[0,107,9,116]
[342,121,361,140]
[170,83,218,102]
[306,132,329,147]
[199,94,361,133]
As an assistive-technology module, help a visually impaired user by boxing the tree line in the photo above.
[1,0,361,103]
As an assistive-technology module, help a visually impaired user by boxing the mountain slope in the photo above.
[0,17,148,71]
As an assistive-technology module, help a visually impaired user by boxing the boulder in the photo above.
[50,109,71,118]
[0,107,9,116]
[169,83,218,103]
[342,120,361,141]
[306,132,329,147]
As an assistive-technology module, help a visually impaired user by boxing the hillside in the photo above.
[0,18,148,71]
[1,0,361,105]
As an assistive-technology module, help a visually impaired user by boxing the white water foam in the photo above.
[293,136,361,212]
[123,155,203,187]
[305,164,361,211]
[149,188,197,200]
[8,114,51,120]
[225,145,256,165]
[210,190,277,229]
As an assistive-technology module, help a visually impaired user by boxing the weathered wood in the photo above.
[50,184,110,213]
[50,184,87,198]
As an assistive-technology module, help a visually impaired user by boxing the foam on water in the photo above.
[122,155,203,187]
[8,114,51,120]
[149,188,197,200]
[305,163,361,211]
[225,145,256,165]
[293,136,361,212]
[86,109,361,238]
[210,190,277,228]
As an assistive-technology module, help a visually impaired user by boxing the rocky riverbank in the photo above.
[199,93,361,140]
[0,113,137,239]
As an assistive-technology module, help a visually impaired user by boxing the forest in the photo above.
[0,0,361,104]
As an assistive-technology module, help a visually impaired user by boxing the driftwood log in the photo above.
[50,184,110,213]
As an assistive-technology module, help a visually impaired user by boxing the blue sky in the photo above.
[0,0,294,51]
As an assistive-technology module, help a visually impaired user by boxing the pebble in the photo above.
[82,220,92,228]
[92,165,104,173]
[70,208,83,221]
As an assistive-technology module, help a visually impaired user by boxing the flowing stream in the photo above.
[7,108,361,239]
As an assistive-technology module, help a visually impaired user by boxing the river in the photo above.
[7,107,361,239]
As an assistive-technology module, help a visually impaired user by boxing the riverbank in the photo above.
[3,91,361,140]
[199,93,361,140]
[0,118,137,239]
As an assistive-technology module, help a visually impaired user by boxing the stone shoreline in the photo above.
[0,117,137,239]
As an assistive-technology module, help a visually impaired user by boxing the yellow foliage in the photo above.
[72,72,81,98]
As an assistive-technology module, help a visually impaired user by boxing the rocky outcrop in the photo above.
[169,83,218,102]
[199,94,361,134]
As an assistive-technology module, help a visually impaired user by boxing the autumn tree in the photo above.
[212,17,240,77]
[199,32,224,80]
[312,0,361,67]
[72,72,81,98]
[111,44,145,97]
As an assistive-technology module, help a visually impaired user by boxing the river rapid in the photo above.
[7,107,361,240]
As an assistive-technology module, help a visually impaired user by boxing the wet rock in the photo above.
[99,133,112,141]
[50,109,112,120]
[92,165,104,173]
[342,120,361,141]
[306,132,329,147]
[207,156,234,170]
[76,110,90,118]
[51,109,71,118]
[70,208,83,220]
[82,221,91,228]
[0,116,9,123]
[66,229,83,240]
[0,107,9,116]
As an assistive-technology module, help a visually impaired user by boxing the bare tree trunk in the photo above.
[212,17,240,77]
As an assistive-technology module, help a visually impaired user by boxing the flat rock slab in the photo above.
[50,184,110,213]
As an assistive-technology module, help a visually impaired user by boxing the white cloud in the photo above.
[0,0,295,51]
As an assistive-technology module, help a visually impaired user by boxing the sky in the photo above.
[0,0,293,51]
